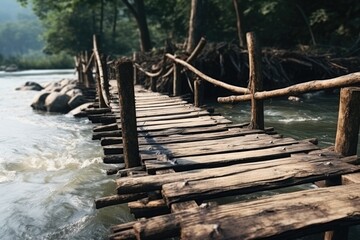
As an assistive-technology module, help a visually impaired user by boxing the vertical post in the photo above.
[335,87,360,156]
[94,60,106,108]
[324,87,360,240]
[247,32,264,130]
[133,52,139,85]
[173,63,181,96]
[101,54,110,98]
[115,59,141,168]
[194,78,204,107]
[150,76,157,92]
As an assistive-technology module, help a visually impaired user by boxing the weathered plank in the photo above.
[102,127,263,146]
[138,137,299,160]
[145,142,319,173]
[117,154,359,195]
[132,184,360,240]
[162,156,360,204]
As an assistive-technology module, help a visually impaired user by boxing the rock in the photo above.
[44,81,62,92]
[288,96,301,102]
[68,102,93,117]
[65,89,83,98]
[15,81,44,91]
[60,83,79,94]
[68,94,89,110]
[44,92,71,113]
[31,92,51,111]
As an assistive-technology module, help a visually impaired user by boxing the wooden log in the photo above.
[334,87,360,156]
[217,72,360,103]
[95,193,147,209]
[194,78,204,107]
[93,35,110,107]
[325,87,360,240]
[133,184,360,240]
[92,130,121,140]
[115,59,141,168]
[128,199,169,218]
[166,53,249,94]
[103,155,124,164]
[247,32,264,130]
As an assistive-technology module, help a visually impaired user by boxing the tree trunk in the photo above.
[233,0,246,48]
[112,0,118,47]
[122,0,152,52]
[186,0,205,53]
[100,0,104,44]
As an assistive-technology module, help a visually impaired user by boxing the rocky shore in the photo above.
[16,79,94,116]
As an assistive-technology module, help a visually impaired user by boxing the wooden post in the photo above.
[324,87,360,240]
[247,32,264,130]
[150,76,157,92]
[335,87,360,156]
[133,52,139,85]
[95,61,106,108]
[173,63,181,96]
[194,78,204,107]
[115,59,141,168]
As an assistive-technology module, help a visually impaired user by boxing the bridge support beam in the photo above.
[115,59,141,168]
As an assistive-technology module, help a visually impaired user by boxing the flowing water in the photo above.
[0,70,359,239]
[0,70,133,240]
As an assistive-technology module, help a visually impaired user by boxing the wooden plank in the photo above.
[162,156,360,205]
[104,135,296,158]
[102,128,263,147]
[132,184,360,240]
[117,155,359,194]
[145,142,319,173]
[116,115,231,128]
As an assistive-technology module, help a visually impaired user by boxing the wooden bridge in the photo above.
[77,34,360,240]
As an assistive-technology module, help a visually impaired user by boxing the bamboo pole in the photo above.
[247,32,264,130]
[115,59,141,168]
[218,72,360,103]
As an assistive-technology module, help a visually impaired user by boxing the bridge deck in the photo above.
[89,80,360,240]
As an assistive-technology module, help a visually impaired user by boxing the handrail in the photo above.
[166,53,250,94]
[93,35,110,108]
[134,37,208,79]
[218,72,360,103]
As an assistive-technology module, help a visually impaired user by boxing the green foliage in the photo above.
[15,0,360,57]
[0,51,73,69]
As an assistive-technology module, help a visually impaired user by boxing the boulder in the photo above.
[60,83,79,94]
[15,81,44,91]
[44,92,71,113]
[65,88,83,98]
[68,94,89,110]
[44,81,62,92]
[31,92,51,111]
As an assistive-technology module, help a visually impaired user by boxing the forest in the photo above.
[2,0,360,71]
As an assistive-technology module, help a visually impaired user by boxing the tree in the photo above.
[186,0,205,53]
[122,0,152,52]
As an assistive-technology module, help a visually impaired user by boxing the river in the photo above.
[0,70,359,239]
[0,70,133,240]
